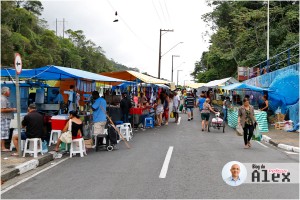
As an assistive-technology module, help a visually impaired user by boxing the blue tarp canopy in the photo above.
[222,83,270,92]
[1,66,129,82]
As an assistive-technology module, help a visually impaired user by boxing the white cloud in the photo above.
[41,0,213,85]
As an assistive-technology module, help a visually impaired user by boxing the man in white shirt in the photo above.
[64,85,75,112]
[173,91,180,123]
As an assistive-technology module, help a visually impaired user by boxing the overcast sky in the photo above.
[41,0,214,85]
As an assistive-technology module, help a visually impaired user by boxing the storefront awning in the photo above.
[100,70,171,84]
[1,66,129,82]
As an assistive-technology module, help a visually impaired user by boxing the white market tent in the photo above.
[204,77,239,88]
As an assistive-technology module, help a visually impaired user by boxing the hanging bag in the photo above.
[236,124,244,136]
[60,119,72,143]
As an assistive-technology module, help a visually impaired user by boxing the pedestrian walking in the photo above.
[201,98,216,131]
[1,87,16,152]
[222,96,231,122]
[173,91,180,123]
[197,93,206,112]
[163,93,170,125]
[238,98,258,149]
[120,92,132,123]
[185,92,196,121]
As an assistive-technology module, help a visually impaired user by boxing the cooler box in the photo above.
[130,108,143,115]
[51,115,69,130]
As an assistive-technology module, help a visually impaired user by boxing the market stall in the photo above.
[1,65,129,140]
[100,70,171,127]
[221,83,271,133]
[227,108,269,133]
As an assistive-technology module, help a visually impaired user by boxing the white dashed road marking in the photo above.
[159,146,174,179]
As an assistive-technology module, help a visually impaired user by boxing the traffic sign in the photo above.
[14,53,22,75]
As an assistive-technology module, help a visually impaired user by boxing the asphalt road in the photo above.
[2,110,299,199]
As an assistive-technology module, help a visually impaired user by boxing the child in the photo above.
[155,99,164,126]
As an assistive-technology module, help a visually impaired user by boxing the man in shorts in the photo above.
[185,92,196,121]
[1,87,16,152]
[92,91,107,145]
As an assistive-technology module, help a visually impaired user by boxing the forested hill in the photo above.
[191,1,299,83]
[1,1,139,73]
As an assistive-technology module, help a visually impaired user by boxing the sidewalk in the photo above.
[1,145,66,185]
[264,126,299,148]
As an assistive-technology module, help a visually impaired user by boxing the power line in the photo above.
[105,0,156,52]
[152,0,163,26]
[163,0,172,27]
[158,0,167,26]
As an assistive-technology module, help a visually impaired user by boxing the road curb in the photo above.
[262,135,299,153]
[1,153,54,183]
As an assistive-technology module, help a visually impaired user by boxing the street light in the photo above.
[177,70,182,87]
[158,29,174,79]
[171,55,180,82]
[158,40,183,79]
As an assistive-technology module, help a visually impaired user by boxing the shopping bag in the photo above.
[236,124,244,136]
[252,125,262,141]
[42,140,48,153]
[60,130,72,143]
[179,104,183,112]
[170,112,174,118]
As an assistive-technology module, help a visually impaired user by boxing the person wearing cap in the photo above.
[120,92,132,123]
[11,104,44,156]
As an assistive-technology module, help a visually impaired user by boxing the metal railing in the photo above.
[240,44,299,79]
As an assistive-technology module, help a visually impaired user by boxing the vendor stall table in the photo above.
[227,108,269,133]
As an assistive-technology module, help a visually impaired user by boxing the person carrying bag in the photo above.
[54,111,83,152]
[60,119,72,144]
[238,97,258,149]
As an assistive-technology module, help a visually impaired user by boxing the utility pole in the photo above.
[56,18,57,36]
[63,18,65,39]
[158,29,174,79]
[171,55,180,82]
[267,0,270,63]
[177,70,182,87]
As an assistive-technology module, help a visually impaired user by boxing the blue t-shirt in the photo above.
[198,97,206,109]
[92,97,107,123]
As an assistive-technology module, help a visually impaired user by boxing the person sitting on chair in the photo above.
[12,104,43,156]
[54,110,83,152]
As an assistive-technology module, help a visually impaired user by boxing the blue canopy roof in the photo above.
[1,66,128,82]
[222,83,270,92]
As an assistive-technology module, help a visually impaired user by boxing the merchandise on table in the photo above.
[227,107,269,133]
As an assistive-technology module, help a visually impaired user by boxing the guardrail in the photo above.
[240,44,299,79]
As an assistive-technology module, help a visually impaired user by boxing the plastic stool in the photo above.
[49,130,62,146]
[114,121,123,125]
[70,138,87,157]
[144,117,154,128]
[116,124,124,132]
[23,138,43,158]
[120,126,130,141]
[122,123,133,138]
